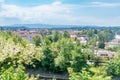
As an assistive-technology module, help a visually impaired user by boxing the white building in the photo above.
[105,35,120,48]
[115,34,120,40]
[94,49,116,59]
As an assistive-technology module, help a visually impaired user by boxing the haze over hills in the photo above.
[2,24,120,29]
[12,24,80,28]
[0,24,120,31]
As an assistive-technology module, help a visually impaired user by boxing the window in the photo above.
[100,54,108,57]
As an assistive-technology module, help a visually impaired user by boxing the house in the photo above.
[69,32,89,44]
[105,39,120,48]
[105,41,119,48]
[77,34,88,44]
[94,49,116,59]
[69,31,77,40]
[15,30,41,42]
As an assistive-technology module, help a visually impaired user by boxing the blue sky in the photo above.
[0,0,120,26]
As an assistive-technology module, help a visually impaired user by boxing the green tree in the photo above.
[87,30,94,37]
[51,38,88,72]
[53,38,74,71]
[53,31,62,42]
[33,36,41,46]
[107,53,120,77]
[0,66,37,80]
[63,31,70,38]
[0,32,44,70]
[98,41,105,49]
[94,29,98,34]
[68,67,111,80]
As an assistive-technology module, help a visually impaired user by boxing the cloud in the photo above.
[0,1,119,26]
[0,1,70,24]
[68,2,120,8]
[91,2,120,7]
[52,1,62,5]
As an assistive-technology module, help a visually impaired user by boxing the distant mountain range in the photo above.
[1,24,120,30]
[12,24,82,28]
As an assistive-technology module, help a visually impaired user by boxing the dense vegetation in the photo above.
[0,27,120,80]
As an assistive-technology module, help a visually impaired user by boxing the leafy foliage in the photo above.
[0,65,37,80]
[0,32,44,70]
[40,31,89,72]
[107,53,120,77]
[68,67,111,80]
[0,29,116,79]
[33,36,42,46]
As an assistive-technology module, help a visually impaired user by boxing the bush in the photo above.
[107,53,120,77]
[0,65,37,80]
[68,67,111,80]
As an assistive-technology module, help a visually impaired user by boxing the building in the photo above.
[77,34,88,44]
[105,34,120,48]
[15,30,41,42]
[115,34,120,40]
[94,49,116,59]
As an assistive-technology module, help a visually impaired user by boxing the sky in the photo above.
[0,0,120,26]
